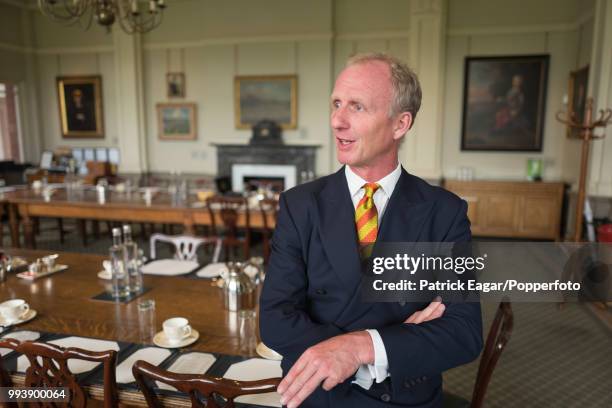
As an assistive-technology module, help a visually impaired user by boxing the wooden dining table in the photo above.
[1,187,273,249]
[0,248,266,406]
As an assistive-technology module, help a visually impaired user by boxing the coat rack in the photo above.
[556,97,611,242]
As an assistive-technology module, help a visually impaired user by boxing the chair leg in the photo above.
[78,220,88,247]
[92,220,100,239]
[57,218,65,244]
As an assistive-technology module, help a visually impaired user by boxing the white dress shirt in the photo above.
[344,163,402,389]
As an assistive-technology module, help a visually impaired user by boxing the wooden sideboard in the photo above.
[444,180,566,240]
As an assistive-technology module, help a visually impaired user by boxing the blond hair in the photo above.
[346,52,422,122]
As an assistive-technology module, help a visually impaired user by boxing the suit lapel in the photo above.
[316,167,362,289]
[377,168,435,243]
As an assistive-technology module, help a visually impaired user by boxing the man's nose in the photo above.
[331,107,348,130]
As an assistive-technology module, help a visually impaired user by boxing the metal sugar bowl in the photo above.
[223,261,256,312]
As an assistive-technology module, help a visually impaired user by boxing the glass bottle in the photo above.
[123,224,143,293]
[109,227,129,298]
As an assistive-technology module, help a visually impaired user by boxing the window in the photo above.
[0,82,24,162]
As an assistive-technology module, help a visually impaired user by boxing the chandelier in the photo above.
[37,0,167,34]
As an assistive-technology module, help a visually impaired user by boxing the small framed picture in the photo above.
[40,151,53,169]
[57,75,104,138]
[234,75,297,129]
[95,147,108,162]
[167,72,186,98]
[108,148,120,165]
[156,103,197,140]
[83,148,95,162]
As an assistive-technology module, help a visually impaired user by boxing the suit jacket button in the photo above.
[315,288,327,295]
[381,393,391,402]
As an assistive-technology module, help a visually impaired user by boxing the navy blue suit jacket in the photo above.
[259,167,483,407]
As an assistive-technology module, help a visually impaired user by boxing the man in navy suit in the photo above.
[259,53,483,408]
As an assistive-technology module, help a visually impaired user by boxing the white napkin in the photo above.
[141,259,199,276]
[195,263,259,279]
[157,352,216,391]
[0,330,40,356]
[223,358,282,407]
[195,263,227,278]
[116,347,171,384]
[17,337,119,374]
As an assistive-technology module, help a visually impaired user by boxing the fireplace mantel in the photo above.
[212,143,320,185]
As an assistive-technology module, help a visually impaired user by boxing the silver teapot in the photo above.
[223,261,256,312]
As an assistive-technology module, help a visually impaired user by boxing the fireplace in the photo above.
[212,144,320,187]
[231,164,297,192]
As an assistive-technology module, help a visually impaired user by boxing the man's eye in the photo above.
[353,104,363,112]
[332,101,341,109]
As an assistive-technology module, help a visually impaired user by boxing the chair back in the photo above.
[150,233,221,263]
[206,196,251,260]
[258,198,278,263]
[471,300,514,408]
[258,198,278,231]
[0,338,118,408]
[0,338,18,408]
[132,360,281,408]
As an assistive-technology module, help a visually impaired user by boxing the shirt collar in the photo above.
[345,162,402,199]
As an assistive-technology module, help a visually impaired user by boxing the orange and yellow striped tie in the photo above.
[356,183,380,255]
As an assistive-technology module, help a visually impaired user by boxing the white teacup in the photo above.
[162,317,192,343]
[0,299,30,323]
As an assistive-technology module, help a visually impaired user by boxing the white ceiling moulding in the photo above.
[448,21,593,37]
[335,30,411,41]
[35,45,115,55]
[144,32,333,50]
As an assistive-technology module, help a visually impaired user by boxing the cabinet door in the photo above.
[463,196,481,230]
[483,195,519,234]
[518,196,560,239]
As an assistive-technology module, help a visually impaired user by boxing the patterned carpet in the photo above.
[7,220,612,407]
[443,302,612,407]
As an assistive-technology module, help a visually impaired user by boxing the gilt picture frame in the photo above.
[156,103,197,141]
[461,55,549,151]
[234,75,297,129]
[57,75,104,139]
[567,65,589,139]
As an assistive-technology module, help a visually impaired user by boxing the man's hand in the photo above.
[278,331,372,408]
[405,298,445,324]
[277,299,445,407]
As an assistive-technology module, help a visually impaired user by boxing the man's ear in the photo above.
[393,112,413,140]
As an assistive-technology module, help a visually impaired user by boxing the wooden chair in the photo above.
[132,360,281,408]
[0,338,118,408]
[258,198,278,264]
[0,338,18,408]
[206,196,251,261]
[150,233,222,263]
[443,300,514,408]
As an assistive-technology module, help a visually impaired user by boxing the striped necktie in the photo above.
[355,183,380,256]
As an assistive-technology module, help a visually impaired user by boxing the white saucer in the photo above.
[0,309,37,327]
[256,342,283,361]
[153,329,199,349]
[97,270,112,280]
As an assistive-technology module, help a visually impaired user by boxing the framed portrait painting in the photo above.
[567,65,589,138]
[156,103,197,141]
[57,75,104,138]
[461,55,549,151]
[234,75,297,129]
[167,72,186,98]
